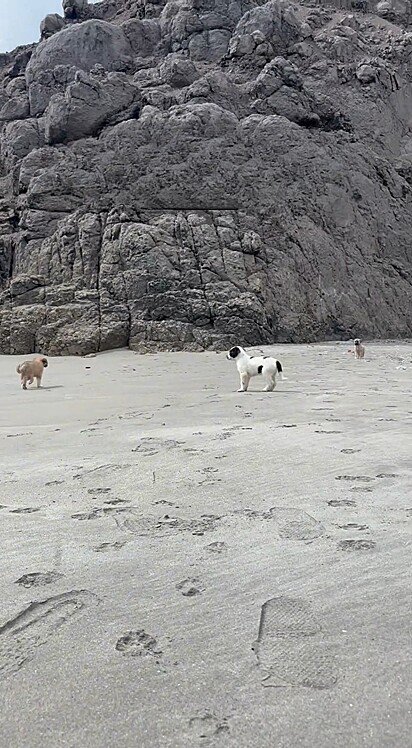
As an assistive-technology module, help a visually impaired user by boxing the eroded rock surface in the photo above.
[1,0,412,354]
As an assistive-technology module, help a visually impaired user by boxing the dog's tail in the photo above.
[16,364,22,374]
[276,360,286,380]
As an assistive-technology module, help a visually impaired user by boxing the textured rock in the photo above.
[40,14,66,40]
[1,0,412,354]
[0,94,30,122]
[63,0,89,21]
[45,70,139,144]
[1,119,44,166]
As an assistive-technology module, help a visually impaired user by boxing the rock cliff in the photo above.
[1,0,412,354]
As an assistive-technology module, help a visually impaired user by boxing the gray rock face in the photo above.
[1,0,412,354]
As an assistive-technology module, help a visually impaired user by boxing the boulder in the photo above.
[63,0,89,21]
[40,14,65,40]
[45,71,138,144]
[26,20,134,86]
[0,94,30,122]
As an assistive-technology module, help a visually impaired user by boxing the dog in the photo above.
[353,339,365,359]
[226,346,284,392]
[16,356,48,390]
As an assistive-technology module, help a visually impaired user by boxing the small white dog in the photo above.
[226,346,284,392]
[354,339,365,359]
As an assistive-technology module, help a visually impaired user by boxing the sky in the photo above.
[0,0,99,53]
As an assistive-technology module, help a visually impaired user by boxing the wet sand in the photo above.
[0,343,412,747]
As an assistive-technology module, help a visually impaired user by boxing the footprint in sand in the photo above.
[189,711,230,739]
[6,433,33,438]
[335,475,373,482]
[225,426,253,432]
[115,630,162,660]
[205,542,228,554]
[132,438,184,455]
[267,508,324,541]
[176,578,205,597]
[72,507,128,521]
[198,477,223,486]
[337,523,369,531]
[315,430,342,434]
[232,508,263,520]
[14,571,64,588]
[328,499,357,507]
[93,541,127,552]
[338,539,376,551]
[121,513,221,538]
[10,507,41,514]
[104,498,130,506]
[252,597,337,689]
[73,464,127,480]
[0,591,98,677]
[72,510,103,521]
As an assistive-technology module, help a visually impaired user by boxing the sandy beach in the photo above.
[0,343,411,747]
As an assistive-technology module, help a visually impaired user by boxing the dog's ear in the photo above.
[41,357,48,367]
[228,346,240,359]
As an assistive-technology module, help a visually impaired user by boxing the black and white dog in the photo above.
[226,346,284,392]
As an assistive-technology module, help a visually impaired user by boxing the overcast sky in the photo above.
[0,0,99,53]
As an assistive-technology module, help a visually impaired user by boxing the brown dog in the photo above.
[354,339,365,359]
[16,356,48,389]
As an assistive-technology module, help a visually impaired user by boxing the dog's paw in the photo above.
[237,388,247,393]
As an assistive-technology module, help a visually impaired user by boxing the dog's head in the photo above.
[226,346,242,361]
[354,339,361,346]
[38,356,48,367]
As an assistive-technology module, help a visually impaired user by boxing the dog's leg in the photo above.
[263,376,275,392]
[22,378,27,390]
[27,377,34,385]
[238,373,250,392]
[36,376,42,388]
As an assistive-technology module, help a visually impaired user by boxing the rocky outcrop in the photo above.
[1,0,412,354]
